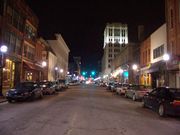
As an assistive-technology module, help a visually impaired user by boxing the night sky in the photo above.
[26,0,165,72]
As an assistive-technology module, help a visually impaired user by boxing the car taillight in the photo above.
[171,100,180,107]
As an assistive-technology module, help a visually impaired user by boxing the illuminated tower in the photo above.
[102,23,128,75]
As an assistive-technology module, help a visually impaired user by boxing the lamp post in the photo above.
[41,61,47,81]
[0,45,8,96]
[55,67,58,80]
[163,53,170,86]
[132,64,139,84]
[60,69,63,79]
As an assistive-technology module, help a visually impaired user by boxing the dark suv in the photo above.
[142,87,180,117]
[6,82,43,102]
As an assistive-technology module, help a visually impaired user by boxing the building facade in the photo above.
[102,23,128,76]
[140,24,168,88]
[47,34,70,80]
[112,43,140,84]
[0,0,49,95]
[166,0,180,88]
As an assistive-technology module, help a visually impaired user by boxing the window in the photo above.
[24,44,35,60]
[114,38,119,43]
[170,9,174,28]
[25,24,36,41]
[114,43,119,47]
[114,29,120,36]
[114,49,120,52]
[153,45,164,59]
[148,49,150,62]
[109,28,112,36]
[0,0,3,15]
[9,33,16,52]
[15,37,22,55]
[6,6,13,23]
[179,0,180,22]
[109,54,112,57]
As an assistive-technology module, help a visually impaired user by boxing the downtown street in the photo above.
[0,85,180,135]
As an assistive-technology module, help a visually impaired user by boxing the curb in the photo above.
[0,99,7,103]
[0,97,7,103]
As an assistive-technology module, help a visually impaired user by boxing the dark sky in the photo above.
[26,0,165,72]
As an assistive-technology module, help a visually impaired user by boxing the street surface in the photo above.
[0,84,180,135]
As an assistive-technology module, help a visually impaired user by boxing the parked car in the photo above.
[110,82,119,92]
[69,80,80,86]
[142,87,180,117]
[106,82,113,91]
[6,82,43,102]
[55,79,69,91]
[125,85,151,101]
[39,81,56,95]
[116,83,129,95]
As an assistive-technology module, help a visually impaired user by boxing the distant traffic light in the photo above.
[82,71,86,76]
[91,71,95,76]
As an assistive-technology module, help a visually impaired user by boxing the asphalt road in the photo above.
[0,84,180,135]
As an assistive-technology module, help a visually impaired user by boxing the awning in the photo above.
[141,61,165,74]
[23,62,42,71]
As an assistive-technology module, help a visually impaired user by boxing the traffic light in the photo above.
[91,71,95,76]
[82,71,86,76]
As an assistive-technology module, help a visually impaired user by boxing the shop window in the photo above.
[25,71,33,81]
[2,59,15,89]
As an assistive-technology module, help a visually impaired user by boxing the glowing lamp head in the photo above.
[119,69,124,74]
[163,54,170,61]
[0,45,8,53]
[55,67,58,70]
[132,64,138,70]
[60,69,64,73]
[42,61,47,67]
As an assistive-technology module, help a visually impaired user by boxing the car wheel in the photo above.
[158,104,166,117]
[132,94,136,101]
[8,99,12,103]
[142,99,146,108]
[40,92,43,99]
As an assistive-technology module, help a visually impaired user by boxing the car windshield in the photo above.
[59,80,65,83]
[169,88,180,99]
[15,82,37,91]
[39,82,52,87]
[133,85,145,91]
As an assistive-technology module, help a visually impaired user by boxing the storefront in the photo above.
[1,58,16,95]
[23,61,43,82]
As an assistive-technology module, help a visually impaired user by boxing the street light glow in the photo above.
[163,53,170,61]
[119,69,124,74]
[132,64,138,70]
[60,69,63,73]
[55,67,58,70]
[0,45,8,53]
[42,61,47,67]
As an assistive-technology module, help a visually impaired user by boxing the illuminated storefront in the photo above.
[2,59,15,89]
[140,73,152,86]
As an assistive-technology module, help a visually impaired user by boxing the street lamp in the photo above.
[60,69,63,79]
[54,67,58,80]
[132,64,139,84]
[132,64,138,70]
[40,61,47,81]
[163,53,170,86]
[41,61,47,67]
[0,45,8,96]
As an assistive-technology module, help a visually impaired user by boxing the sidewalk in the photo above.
[0,96,7,103]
